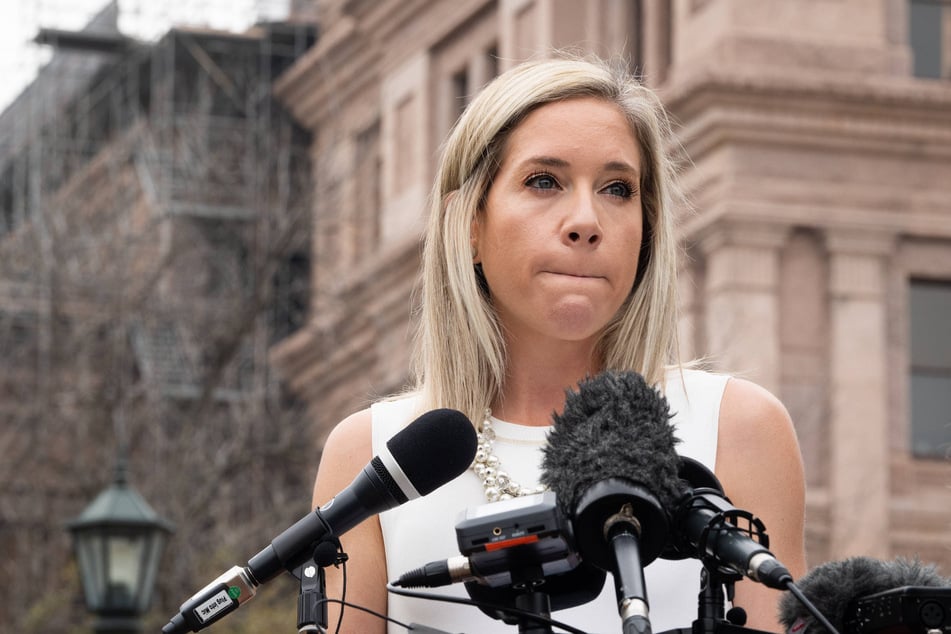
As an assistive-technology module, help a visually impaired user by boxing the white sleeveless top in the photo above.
[371,369,729,634]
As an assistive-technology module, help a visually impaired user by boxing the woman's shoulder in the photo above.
[719,376,793,437]
[320,394,423,455]
[667,365,792,435]
[322,407,374,458]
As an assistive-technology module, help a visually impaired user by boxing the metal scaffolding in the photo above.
[0,1,317,629]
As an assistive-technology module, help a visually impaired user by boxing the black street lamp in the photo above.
[68,458,174,634]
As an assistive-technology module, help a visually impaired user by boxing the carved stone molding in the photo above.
[825,229,896,300]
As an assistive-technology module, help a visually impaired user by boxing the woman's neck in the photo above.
[491,336,601,426]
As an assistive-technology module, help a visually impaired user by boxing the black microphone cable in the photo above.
[316,595,456,633]
[316,578,594,634]
[386,583,593,634]
[331,546,348,634]
[316,596,413,632]
[782,582,842,634]
[314,553,461,634]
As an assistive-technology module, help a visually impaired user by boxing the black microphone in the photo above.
[540,370,685,634]
[666,457,793,590]
[778,556,950,634]
[162,408,478,634]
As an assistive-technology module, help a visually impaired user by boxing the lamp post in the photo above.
[68,458,174,634]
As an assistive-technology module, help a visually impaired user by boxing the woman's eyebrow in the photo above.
[516,155,571,169]
[603,160,640,176]
[512,156,640,177]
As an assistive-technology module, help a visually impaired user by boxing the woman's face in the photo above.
[473,96,644,349]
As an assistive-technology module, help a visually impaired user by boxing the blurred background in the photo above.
[0,0,948,632]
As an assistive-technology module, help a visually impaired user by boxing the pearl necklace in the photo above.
[472,409,549,502]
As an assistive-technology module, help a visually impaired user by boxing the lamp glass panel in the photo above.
[135,531,165,612]
[106,531,145,610]
[74,531,107,610]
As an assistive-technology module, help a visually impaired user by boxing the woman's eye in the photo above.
[526,173,558,190]
[603,180,635,199]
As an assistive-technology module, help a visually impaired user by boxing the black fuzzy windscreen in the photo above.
[540,370,683,517]
[777,556,950,632]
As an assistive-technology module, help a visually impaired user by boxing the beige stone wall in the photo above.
[274,0,951,572]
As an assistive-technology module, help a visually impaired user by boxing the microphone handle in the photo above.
[248,510,330,584]
[248,461,399,583]
[608,522,652,634]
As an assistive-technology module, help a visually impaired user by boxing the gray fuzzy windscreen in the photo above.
[539,370,683,517]
[778,556,949,632]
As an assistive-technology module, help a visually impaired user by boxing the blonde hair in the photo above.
[411,55,683,425]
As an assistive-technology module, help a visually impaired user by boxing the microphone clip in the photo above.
[603,502,643,541]
[672,488,769,576]
[292,511,350,633]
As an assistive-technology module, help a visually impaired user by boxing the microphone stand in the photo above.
[461,562,556,634]
[657,564,772,634]
[689,565,771,634]
[294,560,328,633]
[291,512,349,633]
[513,589,554,634]
[508,565,554,634]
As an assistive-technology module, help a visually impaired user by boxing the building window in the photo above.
[908,0,947,79]
[451,67,469,120]
[485,44,499,82]
[629,0,644,80]
[909,278,951,458]
[514,1,539,58]
[439,41,498,140]
[354,121,381,258]
[393,94,417,194]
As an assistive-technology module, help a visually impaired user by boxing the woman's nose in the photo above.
[563,193,602,246]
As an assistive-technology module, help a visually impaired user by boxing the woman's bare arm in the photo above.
[716,377,808,633]
[312,409,389,634]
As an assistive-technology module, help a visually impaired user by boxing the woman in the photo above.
[313,55,806,633]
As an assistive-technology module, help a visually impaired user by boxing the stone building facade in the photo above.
[271,0,951,573]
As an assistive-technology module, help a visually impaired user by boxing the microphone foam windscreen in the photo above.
[387,408,477,496]
[778,556,950,633]
[540,370,683,517]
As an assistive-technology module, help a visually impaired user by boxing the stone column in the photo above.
[825,229,894,558]
[677,259,701,364]
[699,221,789,395]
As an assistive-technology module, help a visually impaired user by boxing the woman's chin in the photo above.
[543,298,612,341]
